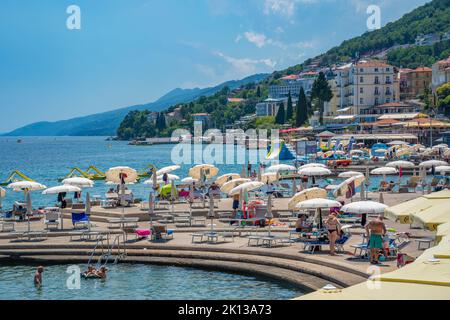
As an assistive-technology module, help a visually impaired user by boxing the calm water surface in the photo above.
[0,263,304,300]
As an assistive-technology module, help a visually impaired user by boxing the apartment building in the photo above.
[432,56,450,91]
[399,67,432,99]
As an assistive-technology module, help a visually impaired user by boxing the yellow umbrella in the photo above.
[188,164,219,179]
[411,202,450,231]
[288,188,327,211]
[436,221,450,243]
[105,166,138,184]
[260,172,279,184]
[215,173,240,187]
[296,281,450,300]
[220,178,251,194]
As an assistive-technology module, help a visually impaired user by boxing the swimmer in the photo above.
[83,265,96,277]
[34,266,44,287]
[95,267,108,279]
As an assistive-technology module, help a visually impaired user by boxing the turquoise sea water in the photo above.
[0,136,402,209]
[0,263,303,300]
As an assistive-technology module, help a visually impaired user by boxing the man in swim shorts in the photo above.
[365,215,387,264]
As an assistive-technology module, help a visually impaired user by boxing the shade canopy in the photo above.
[62,177,94,188]
[42,185,82,195]
[7,181,47,192]
[288,188,327,211]
[157,174,180,181]
[298,163,327,170]
[220,178,251,194]
[260,172,279,184]
[156,165,180,176]
[265,164,297,173]
[295,198,342,209]
[181,177,199,184]
[298,167,331,177]
[370,167,398,175]
[105,166,138,184]
[338,171,364,179]
[435,166,450,174]
[228,181,264,196]
[188,164,219,179]
[215,173,240,187]
[385,161,415,169]
[419,160,448,168]
[341,201,388,214]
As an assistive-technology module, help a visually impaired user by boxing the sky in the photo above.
[0,0,430,132]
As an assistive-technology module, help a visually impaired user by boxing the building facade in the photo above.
[432,56,450,91]
[400,67,432,100]
[256,98,286,117]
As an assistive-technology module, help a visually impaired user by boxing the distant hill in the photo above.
[3,73,268,136]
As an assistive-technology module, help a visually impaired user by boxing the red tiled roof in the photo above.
[356,60,391,68]
[281,75,300,80]
[227,98,245,103]
[437,57,450,64]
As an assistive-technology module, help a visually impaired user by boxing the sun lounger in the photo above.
[152,225,174,240]
[335,234,351,253]
[13,231,48,242]
[44,211,60,230]
[0,221,15,232]
[303,239,329,254]
[135,228,151,240]
[72,212,89,229]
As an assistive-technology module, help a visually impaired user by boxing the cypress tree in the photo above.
[275,103,285,125]
[311,72,333,125]
[296,87,308,127]
[286,91,293,121]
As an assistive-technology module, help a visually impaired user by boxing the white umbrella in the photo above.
[105,166,138,184]
[8,181,47,192]
[298,167,331,176]
[215,173,240,187]
[220,178,251,194]
[181,177,199,184]
[42,185,82,195]
[299,163,327,170]
[143,179,164,186]
[341,201,388,214]
[295,198,342,209]
[435,166,450,175]
[62,177,94,188]
[228,181,265,196]
[156,165,180,176]
[338,171,364,179]
[86,192,91,232]
[333,175,365,198]
[385,161,414,169]
[288,188,327,211]
[419,160,448,168]
[188,164,219,180]
[157,174,180,182]
[370,167,398,176]
[266,164,297,173]
[260,172,279,184]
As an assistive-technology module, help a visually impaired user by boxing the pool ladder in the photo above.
[87,233,127,268]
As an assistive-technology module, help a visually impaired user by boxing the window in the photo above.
[386,98,391,103]
[375,68,379,72]
[360,77,364,83]
[360,98,364,104]
[360,87,364,94]
[375,98,379,105]
[360,68,364,72]
[386,76,391,83]
[375,76,379,84]
[386,68,390,72]
[375,87,379,95]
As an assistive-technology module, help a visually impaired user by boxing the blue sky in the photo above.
[0,0,430,132]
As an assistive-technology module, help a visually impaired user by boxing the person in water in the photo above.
[34,266,44,287]
[95,267,108,278]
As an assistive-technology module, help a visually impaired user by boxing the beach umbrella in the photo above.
[387,141,408,146]
[8,181,47,192]
[299,163,327,170]
[338,171,364,179]
[341,201,388,215]
[295,198,342,210]
[298,167,331,177]
[157,174,180,182]
[156,165,180,176]
[371,167,398,181]
[215,173,240,187]
[147,192,155,228]
[228,181,265,196]
[143,179,164,186]
[62,177,94,188]
[288,188,327,211]
[189,164,219,180]
[419,160,448,168]
[42,185,82,195]
[260,172,279,184]
[220,178,251,194]
[266,194,273,237]
[181,177,198,184]
[386,161,414,169]
[25,191,32,233]
[265,164,297,173]
[105,166,138,184]
[435,166,450,175]
[436,221,450,243]
[208,191,215,232]
[86,192,91,232]
[333,176,365,199]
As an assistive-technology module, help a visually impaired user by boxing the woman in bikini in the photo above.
[325,212,341,256]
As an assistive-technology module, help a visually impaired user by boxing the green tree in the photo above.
[286,91,293,121]
[296,87,308,127]
[437,82,450,116]
[275,103,286,125]
[311,72,333,125]
[256,86,261,97]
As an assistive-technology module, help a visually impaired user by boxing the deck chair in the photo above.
[71,212,89,229]
[335,234,351,253]
[44,211,60,230]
